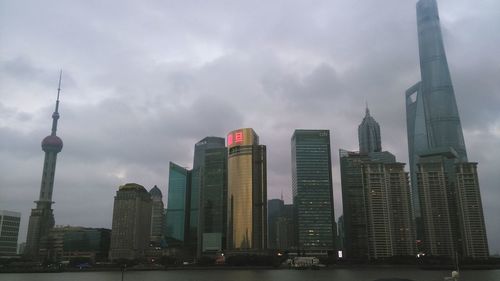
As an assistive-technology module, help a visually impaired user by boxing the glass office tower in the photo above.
[165,162,191,246]
[291,129,335,256]
[227,128,267,250]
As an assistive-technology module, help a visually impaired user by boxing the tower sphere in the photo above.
[41,135,63,152]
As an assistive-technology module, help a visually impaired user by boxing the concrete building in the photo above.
[227,128,267,250]
[291,129,335,256]
[417,150,489,259]
[41,226,110,263]
[109,183,152,261]
[0,210,21,256]
[149,185,165,245]
[25,75,64,260]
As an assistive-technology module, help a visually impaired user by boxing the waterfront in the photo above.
[1,268,500,281]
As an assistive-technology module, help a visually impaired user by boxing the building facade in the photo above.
[227,128,267,250]
[358,107,382,154]
[25,75,64,260]
[165,162,191,247]
[267,199,285,249]
[149,186,164,245]
[109,183,152,261]
[406,0,468,221]
[199,145,227,255]
[0,210,21,256]
[291,129,335,256]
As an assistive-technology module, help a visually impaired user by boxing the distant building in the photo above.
[165,162,191,247]
[0,210,21,256]
[291,129,335,256]
[109,183,152,261]
[199,144,227,256]
[267,199,285,249]
[358,106,381,154]
[227,128,267,250]
[25,78,64,260]
[149,185,165,244]
[42,226,110,263]
[276,204,295,250]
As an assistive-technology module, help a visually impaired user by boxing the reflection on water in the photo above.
[2,269,500,281]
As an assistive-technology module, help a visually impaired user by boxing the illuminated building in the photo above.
[109,183,152,261]
[227,128,267,250]
[292,129,335,256]
[25,74,64,260]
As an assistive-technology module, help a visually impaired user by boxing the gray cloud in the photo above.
[1,0,499,254]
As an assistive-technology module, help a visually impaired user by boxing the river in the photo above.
[1,268,500,281]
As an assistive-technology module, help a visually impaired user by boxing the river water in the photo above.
[1,268,500,281]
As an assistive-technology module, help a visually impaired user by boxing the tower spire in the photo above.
[365,101,370,117]
[51,70,62,136]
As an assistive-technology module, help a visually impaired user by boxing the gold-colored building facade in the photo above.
[227,128,267,250]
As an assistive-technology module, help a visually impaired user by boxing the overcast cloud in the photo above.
[1,0,499,254]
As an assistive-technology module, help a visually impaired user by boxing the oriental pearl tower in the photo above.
[25,72,64,259]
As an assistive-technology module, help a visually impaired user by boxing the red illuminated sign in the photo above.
[227,130,244,146]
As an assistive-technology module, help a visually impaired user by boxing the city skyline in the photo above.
[1,0,499,254]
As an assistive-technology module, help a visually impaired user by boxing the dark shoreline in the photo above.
[2,263,500,274]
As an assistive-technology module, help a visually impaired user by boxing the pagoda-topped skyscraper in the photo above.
[25,72,64,259]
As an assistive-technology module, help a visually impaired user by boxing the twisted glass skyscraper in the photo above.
[406,0,467,217]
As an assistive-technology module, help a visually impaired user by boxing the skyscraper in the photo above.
[227,128,267,250]
[358,106,381,154]
[109,183,152,261]
[25,73,64,259]
[0,210,21,256]
[406,0,488,259]
[267,199,285,249]
[199,144,227,255]
[406,0,467,218]
[191,137,226,256]
[149,185,165,245]
[165,162,191,247]
[291,129,335,256]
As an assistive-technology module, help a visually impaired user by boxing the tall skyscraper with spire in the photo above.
[25,72,64,259]
[407,0,488,259]
[358,106,381,154]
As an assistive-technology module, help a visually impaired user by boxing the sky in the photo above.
[1,0,499,254]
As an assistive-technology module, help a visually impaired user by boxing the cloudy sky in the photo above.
[1,0,499,254]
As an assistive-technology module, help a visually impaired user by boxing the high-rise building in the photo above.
[406,0,489,259]
[417,149,489,259]
[165,162,191,247]
[358,106,382,154]
[291,129,335,256]
[149,185,165,245]
[267,199,285,249]
[109,183,152,261]
[0,210,21,256]
[227,128,267,250]
[340,151,415,260]
[25,74,64,260]
[406,0,467,220]
[276,204,295,250]
[199,144,227,255]
[192,137,227,256]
